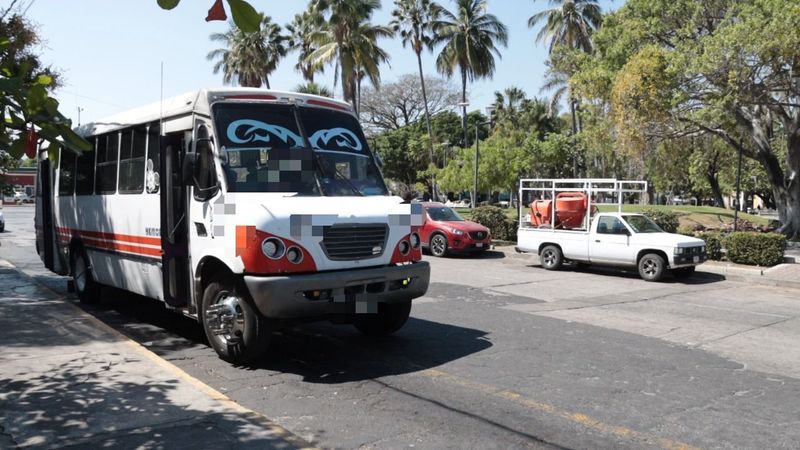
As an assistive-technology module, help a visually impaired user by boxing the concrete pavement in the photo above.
[0,258,313,449]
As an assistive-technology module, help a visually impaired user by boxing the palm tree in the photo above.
[390,0,443,169]
[295,82,334,97]
[527,0,602,53]
[433,0,508,147]
[307,0,392,113]
[491,86,527,124]
[207,16,287,88]
[287,10,325,83]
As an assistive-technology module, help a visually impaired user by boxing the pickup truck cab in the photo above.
[517,212,708,281]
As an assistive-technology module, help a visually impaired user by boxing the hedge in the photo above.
[722,232,786,266]
[470,206,517,241]
[641,208,679,233]
[698,231,724,261]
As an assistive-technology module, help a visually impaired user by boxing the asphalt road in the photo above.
[2,205,800,449]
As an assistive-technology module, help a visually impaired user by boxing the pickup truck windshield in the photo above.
[624,215,663,233]
[213,103,388,196]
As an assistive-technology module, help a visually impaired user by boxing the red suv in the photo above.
[420,202,491,257]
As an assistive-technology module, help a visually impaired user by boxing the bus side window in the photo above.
[96,133,119,195]
[120,128,146,194]
[75,137,96,195]
[58,147,76,196]
[146,123,160,194]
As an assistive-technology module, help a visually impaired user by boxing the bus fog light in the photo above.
[410,232,420,249]
[262,238,286,259]
[399,240,411,255]
[286,246,303,264]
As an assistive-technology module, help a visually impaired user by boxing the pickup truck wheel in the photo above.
[201,275,271,365]
[430,234,448,257]
[638,253,666,282]
[354,300,412,336]
[71,248,100,304]
[672,266,696,279]
[540,245,563,270]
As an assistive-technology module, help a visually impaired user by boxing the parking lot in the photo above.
[2,205,800,449]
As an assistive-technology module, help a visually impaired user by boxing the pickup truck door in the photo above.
[589,216,636,265]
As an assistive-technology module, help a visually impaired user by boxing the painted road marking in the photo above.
[420,368,700,450]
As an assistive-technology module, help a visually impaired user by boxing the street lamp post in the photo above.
[473,119,493,209]
[734,138,743,231]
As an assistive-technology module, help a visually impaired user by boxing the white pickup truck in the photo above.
[516,212,708,281]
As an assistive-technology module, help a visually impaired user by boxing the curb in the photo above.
[0,258,317,450]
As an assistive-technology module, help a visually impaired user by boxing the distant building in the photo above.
[2,166,36,204]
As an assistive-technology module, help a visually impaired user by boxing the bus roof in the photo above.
[75,88,354,137]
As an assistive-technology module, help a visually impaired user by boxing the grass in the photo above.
[455,204,771,229]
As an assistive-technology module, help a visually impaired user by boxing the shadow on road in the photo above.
[525,263,726,285]
[73,284,492,383]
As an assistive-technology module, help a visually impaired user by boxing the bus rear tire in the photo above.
[354,300,412,337]
[201,275,271,365]
[71,248,100,304]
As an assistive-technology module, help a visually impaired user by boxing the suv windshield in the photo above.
[623,215,663,233]
[427,207,464,222]
[213,103,387,196]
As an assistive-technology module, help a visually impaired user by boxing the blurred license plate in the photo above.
[475,243,484,248]
[693,256,699,263]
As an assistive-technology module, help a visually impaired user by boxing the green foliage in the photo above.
[676,225,695,236]
[0,15,90,164]
[640,208,679,233]
[469,206,517,241]
[723,232,786,267]
[698,232,723,261]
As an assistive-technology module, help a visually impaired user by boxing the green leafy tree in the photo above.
[207,16,287,88]
[294,82,333,97]
[0,13,90,169]
[307,0,392,113]
[391,0,443,173]
[286,10,326,83]
[433,0,508,147]
[578,0,800,238]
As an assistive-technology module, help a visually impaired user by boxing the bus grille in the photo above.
[321,224,388,260]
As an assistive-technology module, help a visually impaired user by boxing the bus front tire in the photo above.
[71,248,100,304]
[201,275,271,365]
[354,300,412,337]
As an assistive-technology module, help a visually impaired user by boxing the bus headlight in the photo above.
[286,246,303,264]
[262,238,286,259]
[410,232,421,249]
[399,240,411,255]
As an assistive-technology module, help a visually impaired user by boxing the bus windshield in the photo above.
[213,103,387,196]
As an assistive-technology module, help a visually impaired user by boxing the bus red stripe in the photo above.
[82,237,163,257]
[55,226,161,247]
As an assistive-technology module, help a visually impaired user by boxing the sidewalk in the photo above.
[0,260,313,449]
[495,245,800,290]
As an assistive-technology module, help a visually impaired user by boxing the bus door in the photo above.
[160,132,191,308]
[35,152,57,272]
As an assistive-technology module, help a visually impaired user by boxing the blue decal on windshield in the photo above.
[227,120,304,147]
[308,128,363,152]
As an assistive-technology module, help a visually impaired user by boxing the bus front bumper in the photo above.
[243,262,431,319]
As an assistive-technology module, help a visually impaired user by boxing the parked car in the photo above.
[420,202,491,257]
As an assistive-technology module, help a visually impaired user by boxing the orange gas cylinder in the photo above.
[554,192,588,228]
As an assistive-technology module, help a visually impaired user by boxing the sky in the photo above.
[20,0,619,126]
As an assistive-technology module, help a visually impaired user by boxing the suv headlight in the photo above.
[675,247,685,255]
[449,228,464,236]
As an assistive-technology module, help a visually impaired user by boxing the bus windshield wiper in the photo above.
[309,149,363,197]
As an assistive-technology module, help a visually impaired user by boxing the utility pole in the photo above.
[734,138,743,232]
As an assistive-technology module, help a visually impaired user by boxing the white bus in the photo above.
[36,88,430,364]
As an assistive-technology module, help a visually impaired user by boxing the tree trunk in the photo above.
[461,68,468,148]
[706,172,725,208]
[417,51,435,169]
[569,95,578,177]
